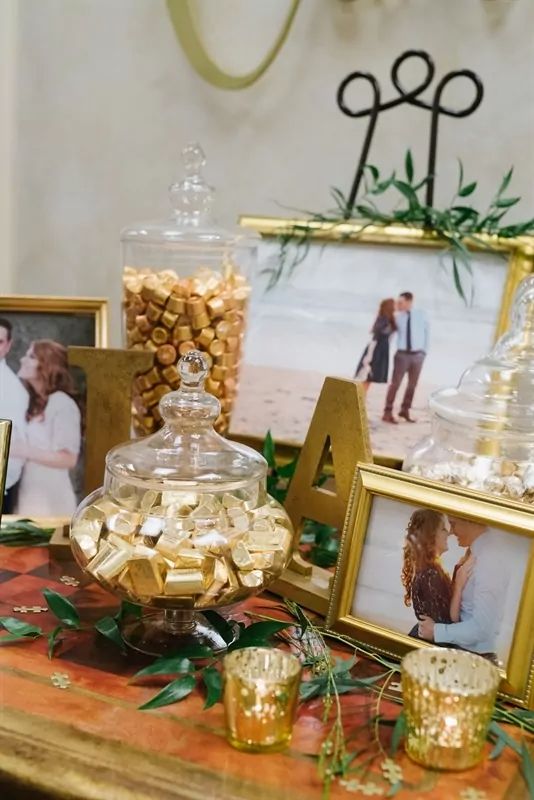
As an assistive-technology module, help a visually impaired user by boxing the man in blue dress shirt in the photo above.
[382,291,429,424]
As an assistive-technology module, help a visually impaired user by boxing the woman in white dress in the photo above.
[11,340,81,516]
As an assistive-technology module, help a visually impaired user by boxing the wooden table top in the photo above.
[0,544,530,800]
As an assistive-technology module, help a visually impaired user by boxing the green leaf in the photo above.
[497,167,514,196]
[457,159,464,194]
[300,678,326,701]
[115,600,142,622]
[387,781,402,798]
[276,457,299,479]
[495,196,520,209]
[458,181,477,197]
[47,625,65,659]
[390,712,406,755]
[392,180,419,209]
[0,617,42,637]
[309,539,339,568]
[451,258,467,305]
[43,588,80,629]
[229,620,290,651]
[138,674,196,710]
[292,604,310,637]
[262,430,276,470]
[488,721,521,756]
[95,616,125,652]
[333,655,357,675]
[489,734,507,760]
[404,150,414,184]
[131,656,194,683]
[520,740,534,798]
[0,632,41,645]
[202,665,222,709]
[202,610,237,645]
[364,164,379,183]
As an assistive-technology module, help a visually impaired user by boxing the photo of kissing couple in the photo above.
[353,498,531,668]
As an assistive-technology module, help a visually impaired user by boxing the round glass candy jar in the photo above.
[121,142,258,437]
[405,275,534,503]
[70,351,293,656]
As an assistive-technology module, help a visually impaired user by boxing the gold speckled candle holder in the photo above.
[401,648,500,770]
[223,647,302,753]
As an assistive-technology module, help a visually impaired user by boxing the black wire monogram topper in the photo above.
[337,49,484,215]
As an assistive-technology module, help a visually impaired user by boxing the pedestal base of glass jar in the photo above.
[122,609,239,657]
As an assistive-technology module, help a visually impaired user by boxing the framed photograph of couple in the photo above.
[327,463,534,708]
[232,218,534,463]
[0,295,108,520]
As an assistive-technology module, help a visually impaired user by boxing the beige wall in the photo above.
[0,0,17,292]
[5,0,534,339]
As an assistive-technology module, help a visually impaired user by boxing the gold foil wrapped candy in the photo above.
[71,487,292,609]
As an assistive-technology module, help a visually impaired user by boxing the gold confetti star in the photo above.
[460,790,487,800]
[60,576,80,587]
[381,758,403,784]
[50,672,71,689]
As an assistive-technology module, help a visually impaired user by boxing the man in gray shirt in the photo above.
[383,291,429,424]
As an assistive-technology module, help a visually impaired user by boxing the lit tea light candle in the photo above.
[401,648,500,770]
[223,647,302,753]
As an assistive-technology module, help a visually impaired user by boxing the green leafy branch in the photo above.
[1,592,533,798]
[267,152,534,304]
[131,616,290,711]
[262,430,340,568]
[0,518,55,547]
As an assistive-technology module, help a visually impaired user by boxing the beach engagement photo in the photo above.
[232,222,525,461]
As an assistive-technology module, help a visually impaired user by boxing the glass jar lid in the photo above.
[105,350,267,492]
[429,274,534,441]
[120,142,253,250]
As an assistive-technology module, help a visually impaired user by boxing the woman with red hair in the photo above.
[355,298,397,391]
[401,508,472,639]
[12,340,81,515]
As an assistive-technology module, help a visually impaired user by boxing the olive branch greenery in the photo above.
[263,430,340,568]
[266,151,534,305]
[1,592,533,798]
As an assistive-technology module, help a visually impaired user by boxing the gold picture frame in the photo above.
[235,217,534,465]
[0,295,108,517]
[327,463,534,708]
[0,295,108,345]
[0,420,12,521]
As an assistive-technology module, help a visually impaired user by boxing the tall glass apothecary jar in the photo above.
[121,143,258,436]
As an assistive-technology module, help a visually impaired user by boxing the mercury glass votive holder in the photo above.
[223,647,302,753]
[401,648,500,770]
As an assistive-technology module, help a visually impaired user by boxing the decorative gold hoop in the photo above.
[167,0,301,90]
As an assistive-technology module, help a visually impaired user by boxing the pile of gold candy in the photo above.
[123,265,250,435]
[408,454,534,504]
[71,488,293,608]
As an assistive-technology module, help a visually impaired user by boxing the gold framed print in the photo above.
[327,463,534,708]
[0,419,12,522]
[232,218,534,465]
[0,295,108,517]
